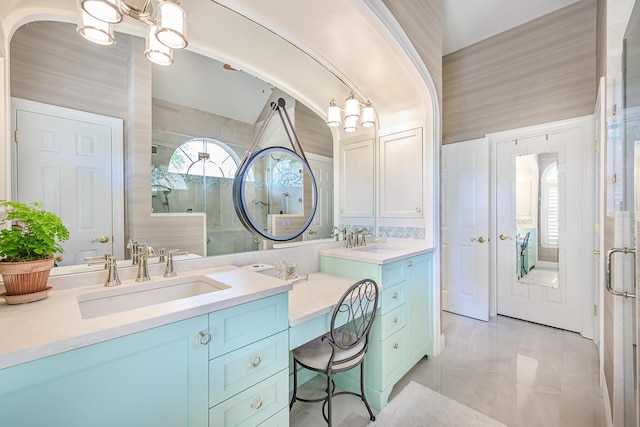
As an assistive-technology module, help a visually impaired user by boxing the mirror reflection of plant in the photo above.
[0,201,70,263]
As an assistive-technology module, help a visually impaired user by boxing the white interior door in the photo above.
[495,128,585,332]
[13,100,124,265]
[442,138,490,321]
[306,154,333,240]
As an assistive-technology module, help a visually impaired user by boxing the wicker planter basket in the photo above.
[0,258,54,296]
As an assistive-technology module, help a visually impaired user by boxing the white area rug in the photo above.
[368,381,507,427]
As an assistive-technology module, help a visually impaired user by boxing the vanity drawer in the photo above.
[209,293,288,359]
[209,369,288,427]
[380,281,406,314]
[257,406,289,426]
[209,330,289,407]
[381,260,406,286]
[378,304,407,340]
[379,328,407,389]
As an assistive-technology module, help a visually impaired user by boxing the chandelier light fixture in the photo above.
[326,92,375,132]
[76,0,188,66]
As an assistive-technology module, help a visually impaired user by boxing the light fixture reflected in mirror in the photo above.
[326,91,375,132]
[76,0,187,65]
[77,10,116,45]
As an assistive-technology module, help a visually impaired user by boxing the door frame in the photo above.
[10,98,125,261]
[488,115,596,338]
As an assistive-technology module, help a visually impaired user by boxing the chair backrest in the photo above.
[520,231,531,255]
[329,278,379,351]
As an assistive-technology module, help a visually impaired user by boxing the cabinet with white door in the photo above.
[339,138,375,221]
[379,128,423,218]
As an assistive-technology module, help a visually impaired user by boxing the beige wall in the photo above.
[383,0,443,112]
[442,0,597,144]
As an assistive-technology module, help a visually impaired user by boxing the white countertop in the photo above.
[288,272,359,327]
[319,238,436,265]
[0,265,292,369]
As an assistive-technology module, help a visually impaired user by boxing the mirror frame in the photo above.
[233,146,318,241]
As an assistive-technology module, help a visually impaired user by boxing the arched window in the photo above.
[541,162,558,248]
[168,137,240,178]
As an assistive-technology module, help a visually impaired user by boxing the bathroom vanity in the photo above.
[0,266,292,427]
[0,239,434,426]
[318,240,435,409]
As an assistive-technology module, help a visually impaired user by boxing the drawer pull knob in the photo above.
[408,260,413,267]
[199,331,212,345]
[251,356,262,368]
[393,343,399,349]
[392,292,398,299]
[393,317,398,323]
[251,398,264,410]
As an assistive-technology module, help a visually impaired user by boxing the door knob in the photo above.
[499,234,512,240]
[471,236,487,243]
[308,229,316,234]
[91,235,109,243]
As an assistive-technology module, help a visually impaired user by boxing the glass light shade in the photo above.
[156,1,188,49]
[80,0,122,24]
[77,11,115,46]
[326,102,341,127]
[344,96,360,120]
[145,26,174,65]
[361,104,375,128]
[344,116,358,133]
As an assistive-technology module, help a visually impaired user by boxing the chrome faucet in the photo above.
[164,250,188,277]
[85,255,121,287]
[127,239,139,265]
[351,228,372,247]
[135,244,155,282]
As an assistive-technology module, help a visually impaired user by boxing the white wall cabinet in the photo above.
[379,128,423,218]
[339,138,375,220]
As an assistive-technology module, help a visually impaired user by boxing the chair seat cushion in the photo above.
[293,330,365,371]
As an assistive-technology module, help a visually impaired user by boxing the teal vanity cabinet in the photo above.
[0,315,210,427]
[0,292,290,427]
[208,293,290,426]
[319,251,433,409]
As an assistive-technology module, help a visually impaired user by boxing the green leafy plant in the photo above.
[0,201,70,263]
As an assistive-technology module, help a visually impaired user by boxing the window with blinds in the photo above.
[541,162,559,247]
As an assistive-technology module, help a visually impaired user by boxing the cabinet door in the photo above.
[0,316,209,427]
[379,128,423,218]
[339,139,374,218]
[406,253,433,362]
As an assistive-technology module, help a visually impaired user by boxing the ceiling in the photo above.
[442,0,582,55]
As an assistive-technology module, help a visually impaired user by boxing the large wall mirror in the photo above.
[515,152,559,288]
[9,20,335,270]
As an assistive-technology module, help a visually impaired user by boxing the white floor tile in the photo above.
[289,312,606,427]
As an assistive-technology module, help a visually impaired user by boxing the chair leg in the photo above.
[360,362,375,421]
[290,358,298,410]
[326,371,333,427]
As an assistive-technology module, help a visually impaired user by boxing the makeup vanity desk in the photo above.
[288,240,436,411]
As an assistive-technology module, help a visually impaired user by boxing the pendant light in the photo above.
[76,0,188,66]
[325,92,376,132]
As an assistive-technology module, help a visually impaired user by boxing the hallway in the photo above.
[291,311,605,426]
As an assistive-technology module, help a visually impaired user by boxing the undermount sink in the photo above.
[351,246,402,254]
[77,275,230,319]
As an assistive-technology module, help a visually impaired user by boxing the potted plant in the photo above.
[0,200,69,300]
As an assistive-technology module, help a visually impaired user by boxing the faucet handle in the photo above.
[105,257,121,287]
[164,251,188,277]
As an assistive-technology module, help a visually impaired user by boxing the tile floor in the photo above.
[289,311,606,427]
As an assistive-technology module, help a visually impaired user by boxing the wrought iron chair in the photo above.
[520,231,531,276]
[289,278,379,426]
